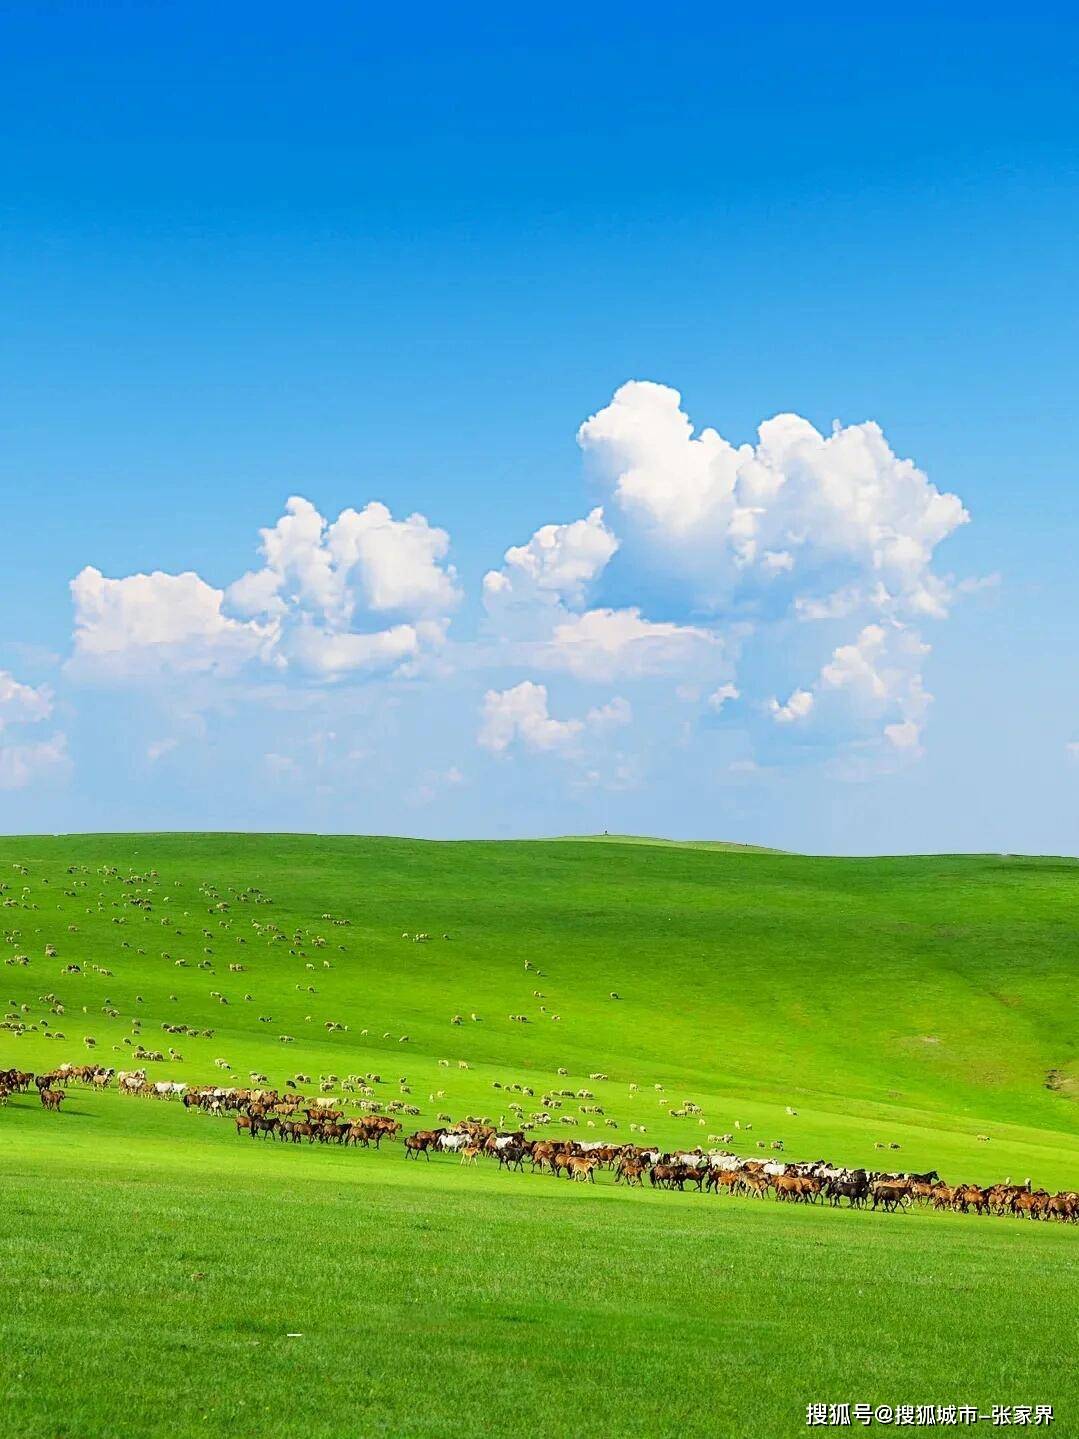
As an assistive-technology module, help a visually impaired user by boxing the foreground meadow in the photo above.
[1,834,1076,1436]
[2,1089,1076,1439]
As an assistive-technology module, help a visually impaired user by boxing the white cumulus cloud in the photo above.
[579,380,968,621]
[0,670,53,728]
[708,682,740,712]
[284,621,430,680]
[482,507,618,615]
[482,503,718,682]
[769,689,815,724]
[543,607,719,681]
[70,495,458,683]
[478,681,631,756]
[0,670,67,789]
[57,384,973,786]
[576,379,971,763]
[772,622,932,757]
[70,567,274,677]
[229,496,460,625]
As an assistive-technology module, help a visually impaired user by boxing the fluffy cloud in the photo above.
[0,670,53,728]
[543,608,719,681]
[284,620,438,680]
[70,495,458,682]
[770,622,931,756]
[584,696,633,730]
[576,380,973,761]
[231,496,460,624]
[483,507,722,682]
[578,380,745,540]
[478,681,630,756]
[70,567,274,677]
[769,688,815,724]
[482,507,618,614]
[0,670,67,789]
[579,380,968,620]
[56,383,971,795]
[708,683,740,712]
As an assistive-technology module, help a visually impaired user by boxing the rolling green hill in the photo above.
[2,833,1076,1173]
[1,834,1076,1438]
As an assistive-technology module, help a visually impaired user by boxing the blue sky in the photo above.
[1,3,1077,853]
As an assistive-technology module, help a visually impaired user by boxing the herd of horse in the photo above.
[6,1063,1075,1223]
[394,1123,1077,1221]
[0,1063,111,1110]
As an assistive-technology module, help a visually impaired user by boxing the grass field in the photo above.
[1,834,1076,1438]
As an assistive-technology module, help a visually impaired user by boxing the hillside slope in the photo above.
[1,834,1076,1183]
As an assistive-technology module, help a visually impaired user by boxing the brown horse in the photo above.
[772,1174,806,1202]
[616,1158,646,1187]
[871,1182,908,1212]
[567,1156,597,1183]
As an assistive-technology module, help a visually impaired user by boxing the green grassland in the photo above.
[1,834,1076,1439]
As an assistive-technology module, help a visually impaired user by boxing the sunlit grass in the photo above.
[0,834,1076,1437]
